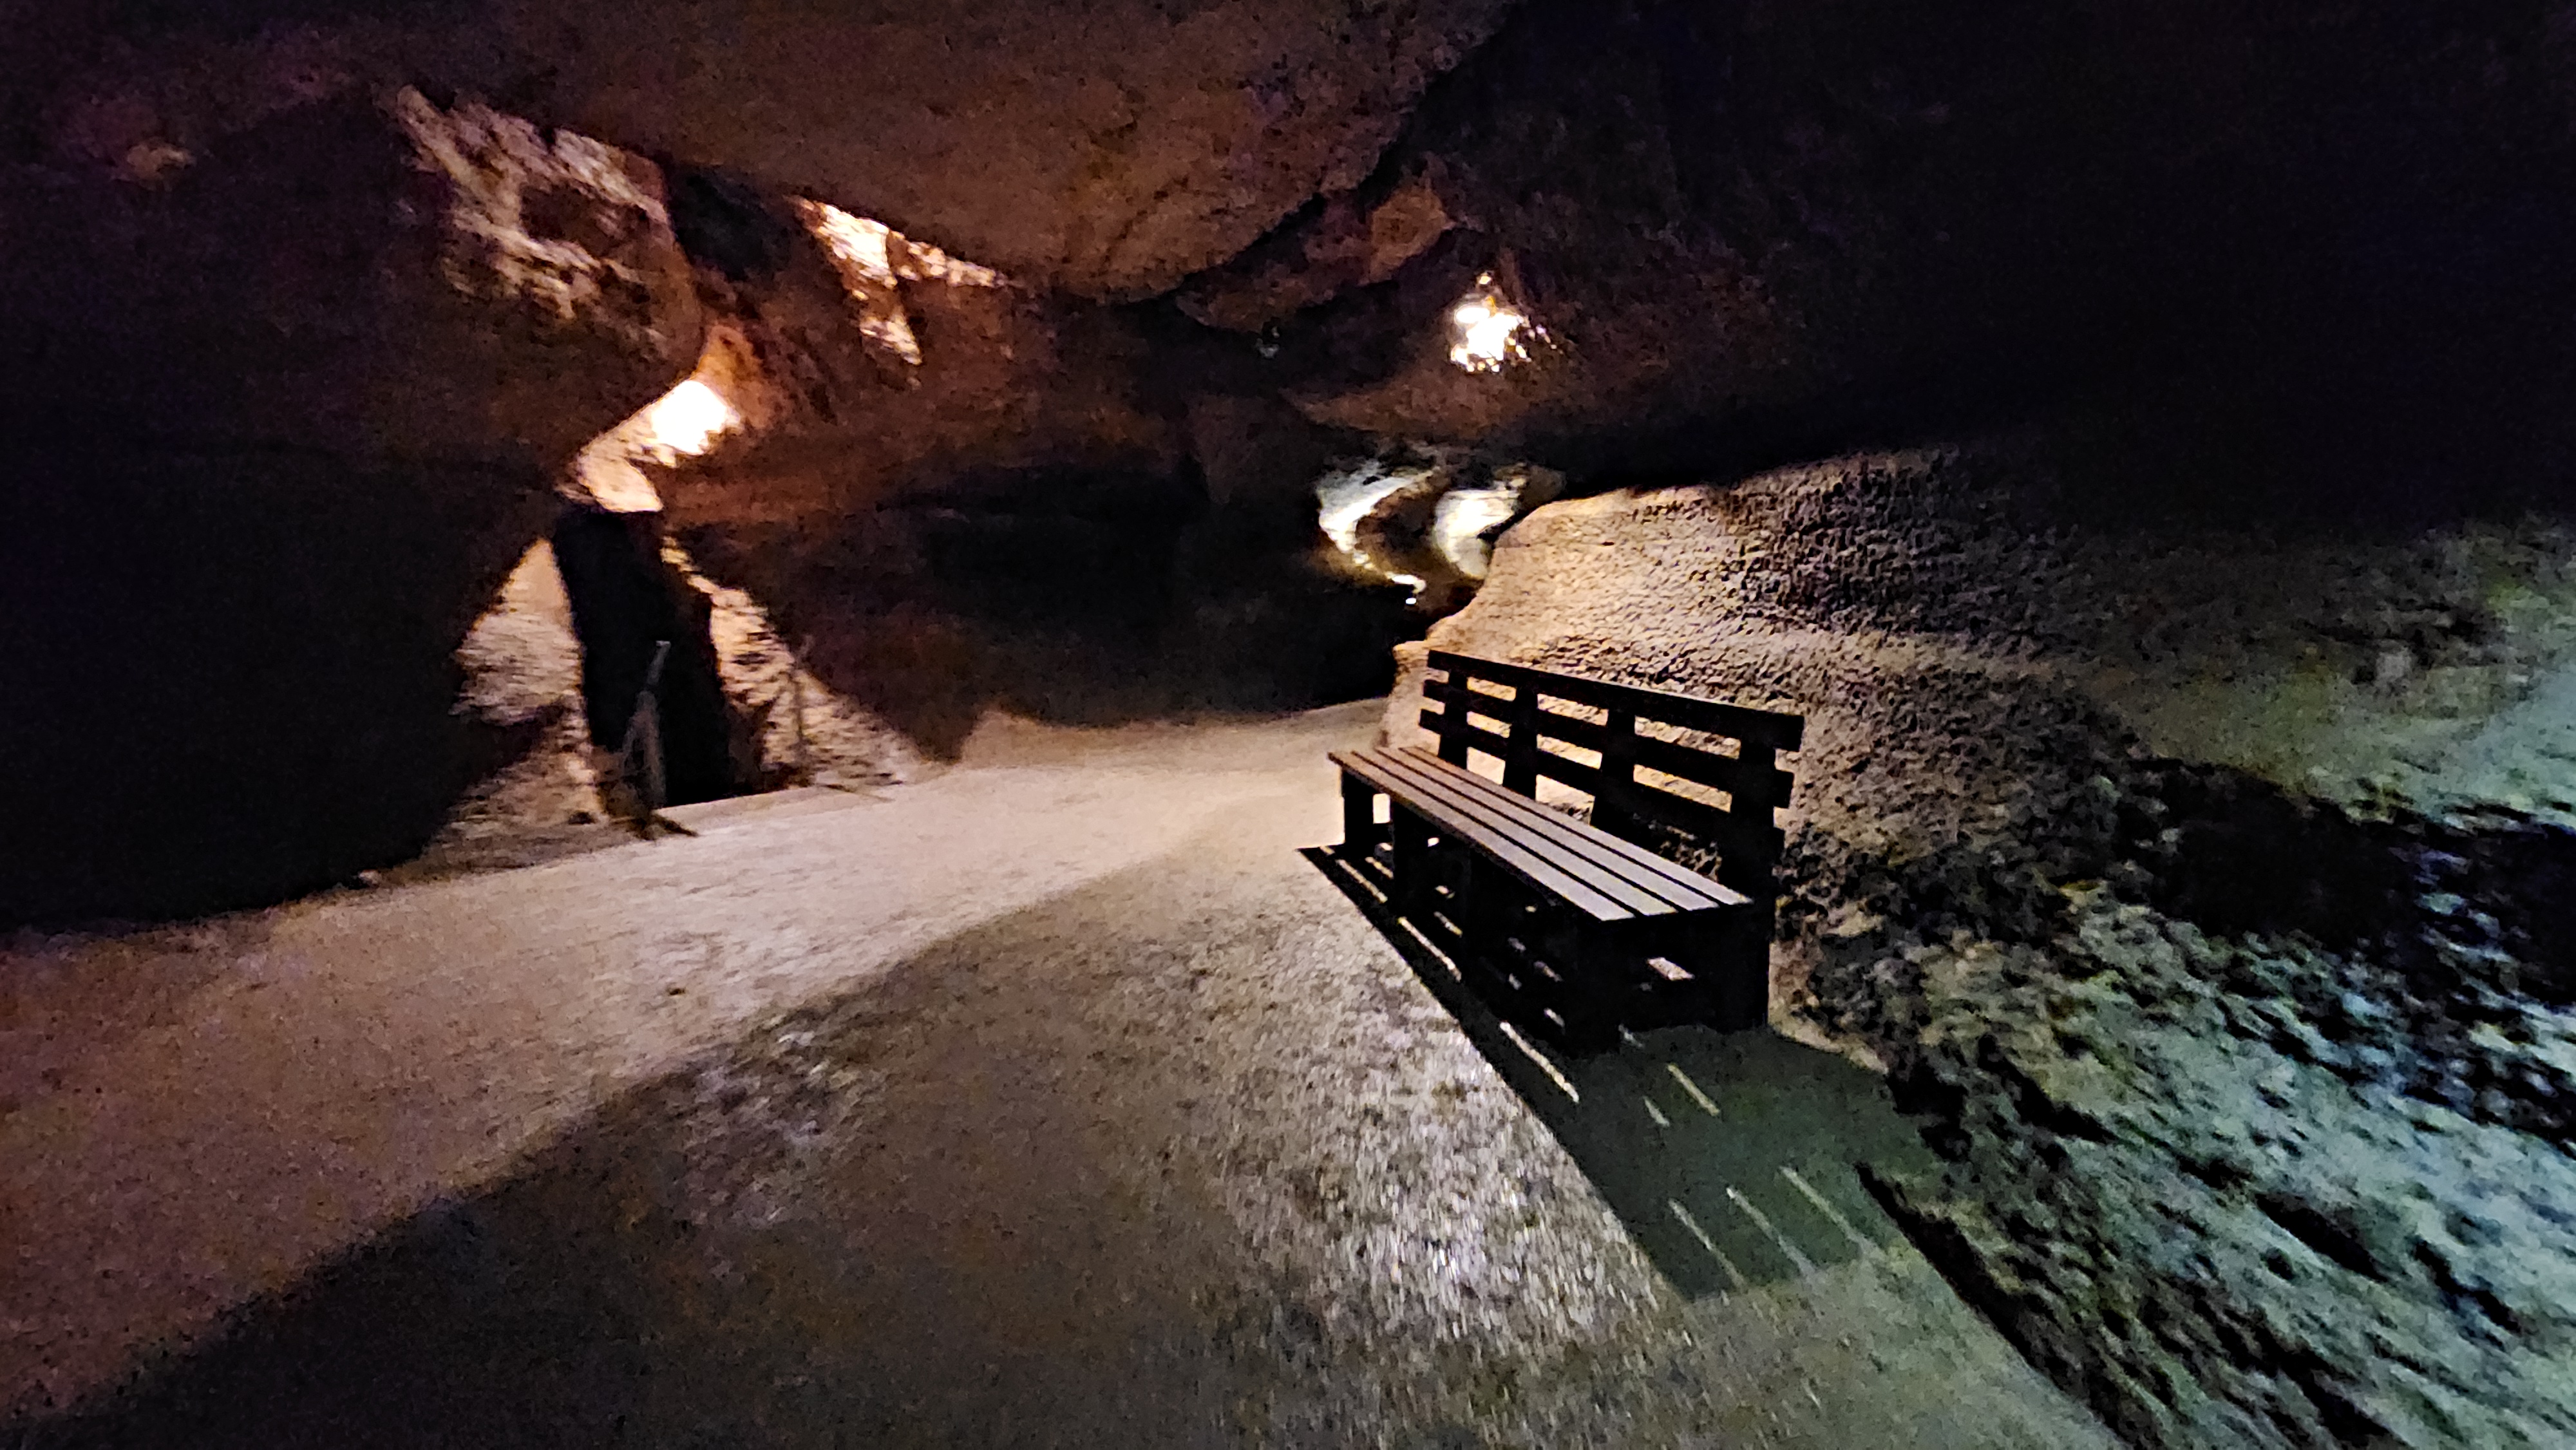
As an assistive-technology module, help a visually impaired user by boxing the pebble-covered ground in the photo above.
[2,704,2109,1447]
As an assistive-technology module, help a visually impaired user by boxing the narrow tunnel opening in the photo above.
[549,507,746,809]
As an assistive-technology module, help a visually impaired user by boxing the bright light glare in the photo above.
[642,379,739,461]
[1449,274,1537,373]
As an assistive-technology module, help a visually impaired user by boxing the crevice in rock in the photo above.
[549,507,745,808]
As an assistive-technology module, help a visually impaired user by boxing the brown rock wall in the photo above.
[0,93,701,919]
[1392,445,2576,1446]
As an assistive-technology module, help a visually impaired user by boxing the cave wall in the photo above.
[1393,448,2576,856]
[628,184,1425,758]
[426,539,611,866]
[1245,0,2576,496]
[1388,447,2576,1446]
[0,89,700,921]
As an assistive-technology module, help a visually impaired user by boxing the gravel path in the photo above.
[2,703,2112,1447]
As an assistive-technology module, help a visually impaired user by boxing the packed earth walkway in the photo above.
[3,703,2112,1447]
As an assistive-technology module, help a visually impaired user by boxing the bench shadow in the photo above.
[1304,845,1939,1300]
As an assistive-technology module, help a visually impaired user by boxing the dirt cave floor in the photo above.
[0,702,2112,1448]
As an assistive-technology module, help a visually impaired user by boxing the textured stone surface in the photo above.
[428,540,610,857]
[1389,445,2576,1445]
[14,1,1516,299]
[2,89,701,466]
[0,92,701,921]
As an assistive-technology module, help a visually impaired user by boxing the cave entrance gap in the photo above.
[550,507,746,808]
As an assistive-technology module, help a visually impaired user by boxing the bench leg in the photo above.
[1390,807,1433,919]
[1339,772,1381,856]
[1692,910,1770,1033]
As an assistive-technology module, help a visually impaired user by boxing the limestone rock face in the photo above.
[1393,448,2576,854]
[675,544,925,794]
[457,0,1515,299]
[1397,446,2576,1445]
[630,193,1417,758]
[2,89,702,465]
[651,195,1179,535]
[0,93,701,921]
[428,541,611,858]
[15,1,1517,300]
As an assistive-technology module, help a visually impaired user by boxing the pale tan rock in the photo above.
[668,542,926,792]
[432,541,611,849]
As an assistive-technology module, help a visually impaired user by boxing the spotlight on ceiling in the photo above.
[1448,272,1540,374]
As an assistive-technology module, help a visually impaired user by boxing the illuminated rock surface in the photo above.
[1394,446,2576,1445]
[10,2,2576,1442]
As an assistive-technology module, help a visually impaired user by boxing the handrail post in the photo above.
[1435,661,1472,766]
[618,639,674,837]
[790,637,813,786]
[1502,683,1540,795]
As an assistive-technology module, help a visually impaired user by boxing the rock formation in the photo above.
[0,89,700,919]
[1388,443,2576,1445]
[13,6,2576,1436]
[8,1,1519,299]
[426,540,612,866]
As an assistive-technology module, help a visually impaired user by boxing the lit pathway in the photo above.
[1,703,2114,1446]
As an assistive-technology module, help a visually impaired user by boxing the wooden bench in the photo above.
[1331,651,1803,1044]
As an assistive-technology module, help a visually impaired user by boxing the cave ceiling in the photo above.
[14,0,1519,299]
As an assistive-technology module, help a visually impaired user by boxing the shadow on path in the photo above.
[5,903,1252,1449]
[1306,844,1939,1300]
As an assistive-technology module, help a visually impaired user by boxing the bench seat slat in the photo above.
[1337,749,1646,921]
[1358,746,1725,915]
[1338,748,1664,920]
[1334,747,1744,921]
[1374,749,1747,912]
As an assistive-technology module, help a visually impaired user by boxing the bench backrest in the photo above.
[1417,650,1804,909]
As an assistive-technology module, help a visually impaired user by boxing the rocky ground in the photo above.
[1396,444,2576,1447]
[1801,773,2576,1449]
[0,704,2110,1449]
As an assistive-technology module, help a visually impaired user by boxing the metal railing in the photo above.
[616,639,672,836]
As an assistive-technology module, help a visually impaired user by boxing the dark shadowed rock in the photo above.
[0,91,700,921]
[10,1,1518,300]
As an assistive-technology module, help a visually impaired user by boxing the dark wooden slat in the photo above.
[1438,682,1781,811]
[1530,749,1603,794]
[1503,683,1541,796]
[1399,751,1747,911]
[1431,650,1804,750]
[1374,742,1743,908]
[1528,709,1608,751]
[1417,707,1515,763]
[1338,747,1649,918]
[1354,751,1724,922]
[1423,675,1518,724]
[1636,736,1795,808]
[1343,747,1744,914]
[1434,666,1795,817]
[1439,712,1792,867]
[1335,750,1656,921]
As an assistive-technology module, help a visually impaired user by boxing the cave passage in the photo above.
[549,507,744,808]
